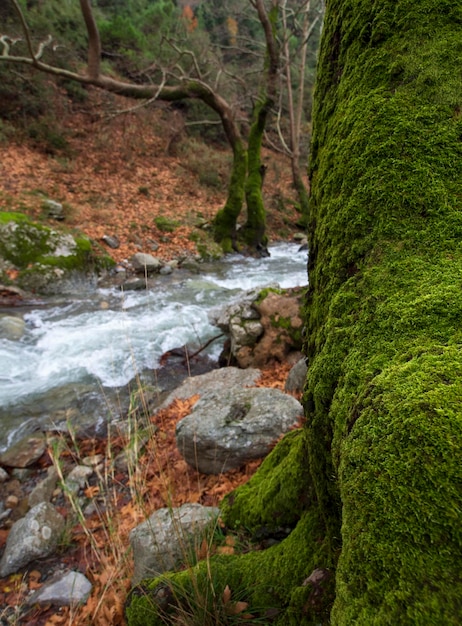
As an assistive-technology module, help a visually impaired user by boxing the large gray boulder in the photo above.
[130,503,219,585]
[159,366,261,408]
[0,502,65,577]
[176,387,303,474]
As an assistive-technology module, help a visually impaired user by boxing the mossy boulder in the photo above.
[0,211,114,294]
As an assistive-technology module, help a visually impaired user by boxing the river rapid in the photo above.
[0,243,307,450]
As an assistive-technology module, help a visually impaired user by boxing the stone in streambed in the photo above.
[130,503,219,585]
[130,253,162,274]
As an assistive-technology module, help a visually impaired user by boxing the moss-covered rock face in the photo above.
[0,211,114,294]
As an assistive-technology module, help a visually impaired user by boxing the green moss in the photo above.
[213,142,248,252]
[126,509,334,626]
[269,314,303,346]
[154,216,180,233]
[0,212,115,291]
[0,212,29,225]
[221,429,311,532]
[254,286,284,304]
[304,0,462,622]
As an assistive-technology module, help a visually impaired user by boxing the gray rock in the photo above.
[0,432,46,468]
[64,465,93,495]
[0,468,9,483]
[180,259,201,273]
[130,503,219,584]
[28,467,59,508]
[120,277,147,291]
[27,570,92,607]
[229,319,263,347]
[210,289,263,331]
[285,357,308,394]
[0,502,65,577]
[44,199,65,221]
[130,253,162,275]
[101,235,120,249]
[0,315,26,340]
[160,366,261,408]
[176,387,303,474]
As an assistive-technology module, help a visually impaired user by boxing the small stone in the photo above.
[120,278,147,291]
[27,570,92,607]
[130,252,162,275]
[10,468,33,481]
[64,465,93,495]
[82,454,104,467]
[101,235,120,249]
[28,467,59,508]
[5,495,18,509]
[0,502,65,577]
[0,467,9,483]
[44,200,65,221]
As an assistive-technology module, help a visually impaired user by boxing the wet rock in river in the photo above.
[0,315,26,339]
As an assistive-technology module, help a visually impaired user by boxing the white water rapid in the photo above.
[0,243,307,447]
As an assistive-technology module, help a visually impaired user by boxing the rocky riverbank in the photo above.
[0,360,306,625]
[0,276,307,624]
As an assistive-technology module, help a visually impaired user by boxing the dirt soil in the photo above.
[0,90,303,266]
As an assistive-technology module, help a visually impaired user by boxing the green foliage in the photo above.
[99,15,146,54]
[154,216,179,233]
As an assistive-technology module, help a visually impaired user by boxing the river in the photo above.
[0,243,307,450]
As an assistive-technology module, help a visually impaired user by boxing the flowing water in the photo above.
[0,243,307,449]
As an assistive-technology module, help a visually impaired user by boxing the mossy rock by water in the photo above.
[0,211,114,294]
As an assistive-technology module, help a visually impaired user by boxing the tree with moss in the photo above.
[126,0,462,623]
